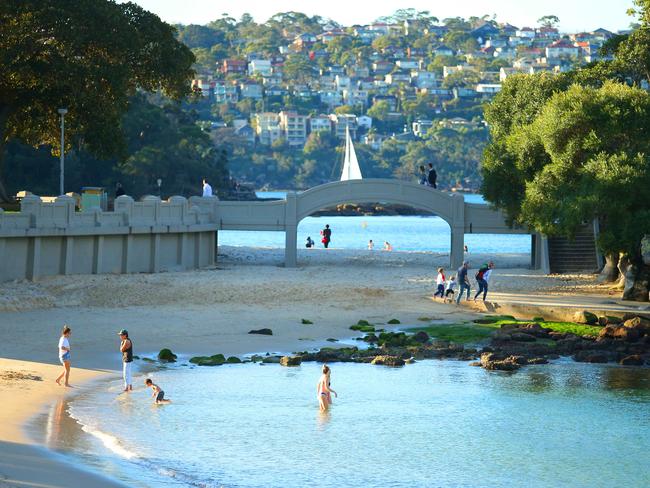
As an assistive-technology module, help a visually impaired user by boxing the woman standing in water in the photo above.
[317,364,337,411]
[55,325,72,387]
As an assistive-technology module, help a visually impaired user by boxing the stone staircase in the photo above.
[548,225,600,273]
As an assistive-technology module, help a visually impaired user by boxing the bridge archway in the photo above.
[284,179,466,268]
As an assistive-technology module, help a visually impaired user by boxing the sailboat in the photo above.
[340,126,363,181]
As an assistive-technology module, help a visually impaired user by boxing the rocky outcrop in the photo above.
[248,328,273,335]
[573,310,599,325]
[280,356,302,367]
[620,354,645,366]
[371,355,405,367]
[480,352,527,371]
[157,348,177,363]
[189,353,226,366]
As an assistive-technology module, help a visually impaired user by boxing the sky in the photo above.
[127,0,637,33]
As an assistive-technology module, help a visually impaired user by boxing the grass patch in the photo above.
[492,320,601,337]
[408,323,498,344]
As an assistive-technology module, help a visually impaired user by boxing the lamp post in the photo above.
[57,108,68,196]
[157,178,162,198]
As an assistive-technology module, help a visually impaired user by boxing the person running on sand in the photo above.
[55,325,72,387]
[474,261,494,302]
[433,267,446,298]
[145,378,171,404]
[317,364,337,411]
[445,275,457,302]
[119,329,133,392]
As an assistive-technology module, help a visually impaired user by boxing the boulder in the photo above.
[371,355,405,367]
[157,348,177,363]
[262,356,282,363]
[226,356,242,363]
[248,328,273,335]
[189,354,226,366]
[387,318,401,324]
[623,317,650,335]
[412,331,430,343]
[573,351,608,363]
[301,319,313,325]
[573,310,598,325]
[605,315,623,325]
[280,355,302,367]
[510,332,536,342]
[480,352,523,371]
[612,325,641,342]
[362,333,378,343]
[619,354,644,366]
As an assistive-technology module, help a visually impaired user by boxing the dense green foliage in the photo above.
[5,95,228,198]
[0,0,195,200]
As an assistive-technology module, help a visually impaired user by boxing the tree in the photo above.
[0,0,195,201]
[367,100,392,121]
[537,15,560,29]
[483,79,650,301]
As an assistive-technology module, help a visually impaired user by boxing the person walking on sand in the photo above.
[55,325,72,387]
[456,261,471,304]
[317,364,337,411]
[474,261,494,302]
[145,378,171,404]
[202,178,213,197]
[118,329,133,392]
[368,239,374,250]
[433,267,446,299]
[445,275,457,303]
[321,224,332,249]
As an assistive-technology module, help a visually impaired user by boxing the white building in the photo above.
[255,113,282,145]
[278,111,308,146]
[357,115,373,130]
[309,115,332,133]
[248,59,272,77]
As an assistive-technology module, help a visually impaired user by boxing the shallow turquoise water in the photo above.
[45,360,650,488]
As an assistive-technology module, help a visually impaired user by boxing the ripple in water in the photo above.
[56,361,650,488]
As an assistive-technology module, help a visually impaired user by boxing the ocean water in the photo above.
[219,192,530,254]
[40,360,650,488]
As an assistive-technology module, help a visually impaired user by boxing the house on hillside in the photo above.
[293,33,317,50]
[343,88,369,107]
[412,119,433,137]
[546,39,580,59]
[372,60,394,75]
[234,124,255,144]
[240,82,263,99]
[330,113,358,139]
[309,115,332,133]
[411,70,437,89]
[222,59,247,75]
[371,95,398,111]
[254,113,282,146]
[515,27,536,39]
[279,111,308,146]
[214,82,238,103]
[471,22,500,39]
[248,59,272,77]
[396,59,421,70]
[385,71,411,85]
[433,44,455,57]
[357,115,372,130]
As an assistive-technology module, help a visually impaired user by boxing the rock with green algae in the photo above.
[157,348,177,363]
[387,318,401,324]
[226,356,242,364]
[189,354,226,366]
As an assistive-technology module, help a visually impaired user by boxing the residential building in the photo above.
[262,73,283,86]
[335,75,352,91]
[330,114,358,140]
[343,88,369,107]
[222,59,247,75]
[515,27,536,38]
[433,45,454,57]
[443,65,477,77]
[214,82,238,103]
[357,115,373,130]
[372,60,394,75]
[191,78,214,98]
[396,59,421,70]
[248,59,272,76]
[254,113,282,145]
[234,124,255,144]
[412,119,433,137]
[385,71,411,85]
[279,111,308,146]
[320,90,343,107]
[240,82,263,99]
[371,95,398,111]
[476,83,502,95]
[411,70,437,89]
[546,39,580,59]
[293,33,317,50]
[309,115,332,133]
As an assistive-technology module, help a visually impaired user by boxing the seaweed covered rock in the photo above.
[387,318,401,325]
[280,356,302,367]
[157,348,177,363]
[248,328,273,335]
[189,354,226,366]
[480,352,526,371]
[226,356,242,364]
[371,355,405,367]
[412,331,430,343]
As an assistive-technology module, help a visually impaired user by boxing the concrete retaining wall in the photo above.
[0,195,217,281]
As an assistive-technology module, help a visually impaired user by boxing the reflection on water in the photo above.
[33,360,650,488]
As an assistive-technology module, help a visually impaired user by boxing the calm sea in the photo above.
[216,192,531,254]
[39,360,650,487]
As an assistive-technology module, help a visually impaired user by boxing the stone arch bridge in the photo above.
[0,179,547,282]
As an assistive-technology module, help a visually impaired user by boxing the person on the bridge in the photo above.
[306,236,315,248]
[474,261,494,302]
[321,224,332,248]
[202,178,213,197]
[455,261,471,304]
[418,165,428,185]
[427,163,437,189]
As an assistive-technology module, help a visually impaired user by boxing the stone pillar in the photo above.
[54,195,75,227]
[539,235,550,274]
[21,195,42,228]
[284,192,298,267]
[449,194,465,269]
[115,195,134,226]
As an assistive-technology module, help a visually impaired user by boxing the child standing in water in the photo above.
[145,378,171,404]
[317,364,337,411]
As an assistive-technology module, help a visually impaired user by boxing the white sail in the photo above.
[340,126,362,181]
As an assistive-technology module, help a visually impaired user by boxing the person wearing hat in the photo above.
[118,329,133,392]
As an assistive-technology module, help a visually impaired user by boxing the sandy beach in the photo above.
[0,246,605,486]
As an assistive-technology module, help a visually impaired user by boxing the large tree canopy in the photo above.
[0,0,195,200]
